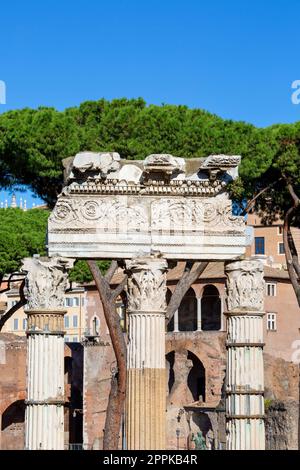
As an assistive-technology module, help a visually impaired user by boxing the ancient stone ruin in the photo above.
[21,152,265,450]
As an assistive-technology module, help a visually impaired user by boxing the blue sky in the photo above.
[0,0,300,203]
[0,0,299,128]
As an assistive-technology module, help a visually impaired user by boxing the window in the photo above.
[64,316,69,328]
[255,237,265,255]
[13,319,18,330]
[90,316,100,335]
[201,285,221,331]
[65,298,73,307]
[22,319,27,330]
[266,283,276,297]
[11,300,18,308]
[73,337,78,343]
[73,297,80,307]
[278,226,283,235]
[72,315,78,328]
[64,336,70,343]
[278,243,285,254]
[267,313,277,331]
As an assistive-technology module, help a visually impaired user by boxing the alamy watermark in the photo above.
[291,80,300,105]
[0,80,6,104]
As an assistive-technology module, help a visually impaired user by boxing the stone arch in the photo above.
[187,351,206,402]
[178,287,197,332]
[64,356,73,384]
[165,351,175,394]
[1,399,25,450]
[165,348,207,405]
[190,412,214,449]
[201,285,221,331]
[1,400,25,431]
[166,288,173,332]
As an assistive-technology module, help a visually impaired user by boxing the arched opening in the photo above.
[201,285,221,331]
[187,351,205,402]
[90,315,100,336]
[165,351,175,394]
[1,400,25,431]
[64,356,73,384]
[115,291,127,332]
[178,288,197,332]
[190,412,214,449]
[166,289,173,332]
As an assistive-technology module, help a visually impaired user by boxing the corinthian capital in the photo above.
[126,253,168,313]
[225,259,265,312]
[21,256,74,310]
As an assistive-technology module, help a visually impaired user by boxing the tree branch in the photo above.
[87,260,127,450]
[242,178,283,216]
[166,261,208,323]
[0,272,26,294]
[287,182,300,206]
[110,275,128,302]
[105,261,118,283]
[0,280,26,331]
[283,207,300,307]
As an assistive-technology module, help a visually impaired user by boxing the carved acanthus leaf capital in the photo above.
[126,253,168,313]
[225,259,265,312]
[21,256,74,310]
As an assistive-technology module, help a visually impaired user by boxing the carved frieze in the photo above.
[225,260,265,312]
[49,198,149,232]
[50,196,244,234]
[151,198,244,232]
[126,255,167,312]
[48,154,246,260]
[21,257,74,310]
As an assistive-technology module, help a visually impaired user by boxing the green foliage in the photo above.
[264,398,273,411]
[69,260,111,283]
[0,98,262,206]
[0,208,110,281]
[0,208,49,275]
[0,97,299,227]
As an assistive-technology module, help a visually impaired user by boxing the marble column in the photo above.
[225,259,265,450]
[196,297,202,331]
[22,256,73,450]
[125,254,168,450]
[174,309,179,332]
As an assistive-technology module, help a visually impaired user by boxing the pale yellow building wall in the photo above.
[0,289,87,342]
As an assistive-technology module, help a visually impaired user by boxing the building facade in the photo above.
[0,285,87,343]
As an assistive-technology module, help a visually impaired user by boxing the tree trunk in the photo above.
[87,260,127,450]
[283,207,300,307]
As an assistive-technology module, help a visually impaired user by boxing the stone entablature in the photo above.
[48,153,246,260]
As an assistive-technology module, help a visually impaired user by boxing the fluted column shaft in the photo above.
[22,256,73,450]
[125,255,167,450]
[225,259,265,450]
[25,311,66,450]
